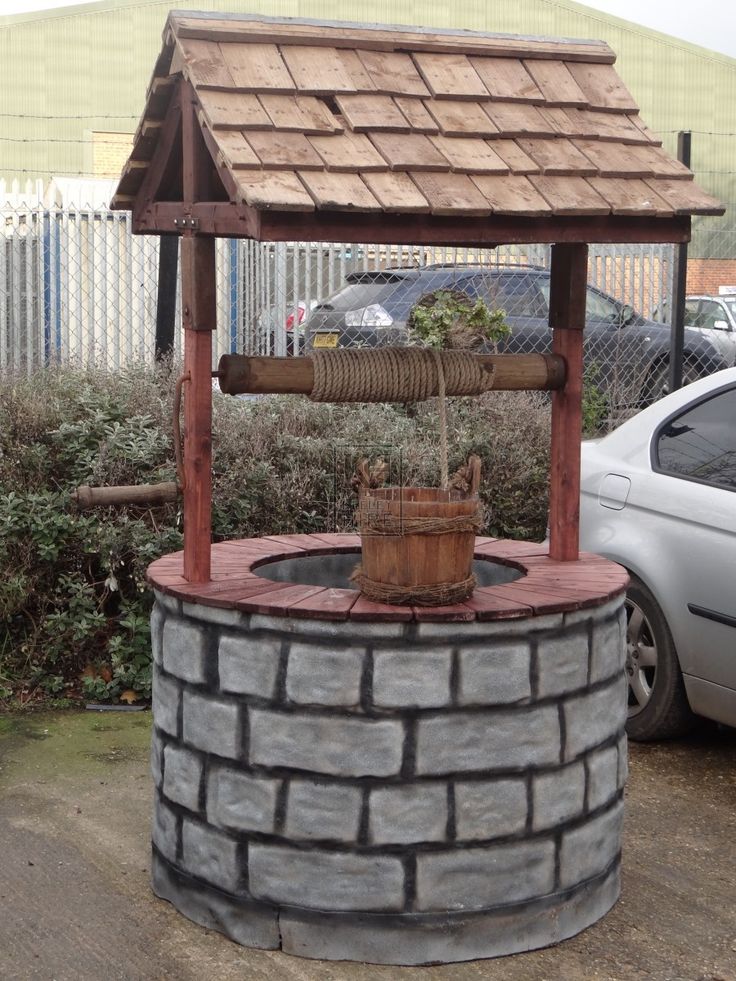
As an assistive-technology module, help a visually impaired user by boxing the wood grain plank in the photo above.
[429,135,509,174]
[586,177,674,216]
[362,171,431,212]
[410,172,491,216]
[196,89,272,129]
[215,130,261,169]
[235,170,315,211]
[334,48,377,92]
[471,174,552,215]
[356,50,430,97]
[523,60,589,107]
[394,97,439,133]
[626,144,693,179]
[469,56,544,103]
[644,178,725,215]
[485,101,556,137]
[177,38,234,89]
[335,94,410,132]
[219,42,294,92]
[258,93,342,133]
[280,45,357,94]
[557,108,648,144]
[490,140,540,174]
[529,175,610,215]
[516,138,597,176]
[630,115,663,146]
[309,130,387,172]
[298,171,382,211]
[171,17,617,63]
[370,131,451,171]
[566,61,638,113]
[572,139,652,177]
[244,130,324,170]
[413,52,489,100]
[425,100,498,137]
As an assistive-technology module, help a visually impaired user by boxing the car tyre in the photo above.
[625,575,696,741]
[641,359,704,406]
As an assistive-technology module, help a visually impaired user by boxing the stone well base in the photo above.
[147,535,629,965]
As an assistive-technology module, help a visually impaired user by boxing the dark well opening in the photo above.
[255,552,523,589]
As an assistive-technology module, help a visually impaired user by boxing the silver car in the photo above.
[685,294,736,366]
[579,368,736,740]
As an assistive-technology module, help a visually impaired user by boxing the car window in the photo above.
[585,288,620,322]
[684,300,700,326]
[699,299,728,329]
[479,275,548,317]
[314,276,408,312]
[655,387,736,490]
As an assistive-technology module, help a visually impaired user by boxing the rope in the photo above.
[433,349,448,490]
[358,508,483,537]
[310,348,496,403]
[351,568,476,607]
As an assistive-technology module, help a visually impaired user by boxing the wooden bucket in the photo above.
[355,485,482,606]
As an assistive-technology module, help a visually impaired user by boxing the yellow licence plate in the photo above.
[313,333,339,349]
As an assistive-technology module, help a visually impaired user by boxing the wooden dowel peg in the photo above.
[72,482,180,509]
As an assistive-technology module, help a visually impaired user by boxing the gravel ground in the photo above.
[0,710,735,981]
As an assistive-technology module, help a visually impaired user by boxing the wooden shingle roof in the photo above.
[113,12,724,244]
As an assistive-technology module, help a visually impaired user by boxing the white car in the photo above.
[579,368,736,740]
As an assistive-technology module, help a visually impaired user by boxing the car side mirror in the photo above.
[619,304,635,326]
[714,319,730,331]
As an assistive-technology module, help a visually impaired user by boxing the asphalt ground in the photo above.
[0,711,735,981]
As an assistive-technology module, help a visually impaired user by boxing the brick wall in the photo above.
[687,259,736,296]
[91,132,133,179]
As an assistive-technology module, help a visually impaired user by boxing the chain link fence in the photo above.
[1,198,733,414]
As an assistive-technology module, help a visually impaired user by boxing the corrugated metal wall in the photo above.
[1,0,734,254]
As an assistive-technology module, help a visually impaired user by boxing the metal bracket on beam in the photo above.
[174,216,199,230]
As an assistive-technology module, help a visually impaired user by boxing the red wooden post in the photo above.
[180,78,217,582]
[548,242,588,561]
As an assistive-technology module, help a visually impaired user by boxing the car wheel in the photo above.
[641,359,704,406]
[624,575,695,741]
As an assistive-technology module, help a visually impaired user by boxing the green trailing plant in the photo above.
[407,288,510,351]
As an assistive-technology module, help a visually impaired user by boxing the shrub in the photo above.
[0,362,550,706]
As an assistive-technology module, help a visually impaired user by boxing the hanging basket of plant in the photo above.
[352,288,509,607]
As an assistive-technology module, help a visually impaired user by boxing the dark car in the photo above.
[303,265,727,406]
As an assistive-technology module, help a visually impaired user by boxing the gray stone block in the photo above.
[279,864,620,965]
[369,783,447,844]
[617,733,629,790]
[372,647,451,709]
[182,601,245,629]
[162,744,203,812]
[559,800,623,889]
[458,643,531,706]
[564,676,628,761]
[152,666,180,738]
[183,691,242,760]
[152,793,179,863]
[455,778,527,840]
[532,761,585,831]
[416,612,563,641]
[150,603,165,667]
[152,851,279,950]
[162,617,208,685]
[249,843,405,912]
[150,729,164,788]
[249,708,403,778]
[181,818,241,893]
[286,643,364,707]
[415,839,555,911]
[587,745,619,811]
[590,610,626,683]
[207,765,279,834]
[250,613,404,640]
[153,590,181,617]
[536,629,589,698]
[286,779,362,842]
[219,631,280,699]
[416,706,560,775]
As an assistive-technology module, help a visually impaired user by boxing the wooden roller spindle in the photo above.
[73,482,180,509]
[217,352,565,398]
